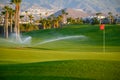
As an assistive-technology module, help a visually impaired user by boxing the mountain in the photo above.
[0,0,120,14]
[53,8,89,18]
[22,0,120,14]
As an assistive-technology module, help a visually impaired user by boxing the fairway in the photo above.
[0,24,120,80]
[0,48,120,64]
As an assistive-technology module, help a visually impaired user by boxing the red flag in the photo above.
[100,24,105,30]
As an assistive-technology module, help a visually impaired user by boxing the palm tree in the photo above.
[2,6,10,39]
[96,12,102,24]
[108,12,113,24]
[96,13,102,17]
[45,12,48,18]
[20,15,24,22]
[0,14,3,24]
[1,12,6,38]
[39,13,42,20]
[11,0,22,40]
[61,9,68,24]
[52,19,57,28]
[115,14,119,24]
[50,14,54,21]
[67,17,71,24]
[41,19,47,29]
[25,11,28,22]
[56,17,60,28]
[46,19,51,29]
[58,15,63,28]
[28,14,34,24]
[53,15,63,28]
[9,8,15,33]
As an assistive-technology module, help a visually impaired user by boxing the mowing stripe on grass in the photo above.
[0,48,120,64]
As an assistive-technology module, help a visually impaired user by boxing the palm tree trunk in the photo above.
[100,19,101,24]
[43,23,46,29]
[17,4,20,39]
[15,4,20,40]
[14,6,17,39]
[10,14,13,33]
[5,12,8,39]
[110,17,112,24]
[3,17,5,37]
[56,21,59,28]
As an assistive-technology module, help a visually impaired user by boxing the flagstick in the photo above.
[103,28,105,53]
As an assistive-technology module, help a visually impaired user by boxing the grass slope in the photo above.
[25,24,120,45]
[0,24,120,80]
[0,60,120,80]
[24,24,120,52]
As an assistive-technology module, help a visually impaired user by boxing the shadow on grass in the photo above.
[0,60,120,80]
[0,76,94,80]
[27,47,53,50]
[27,46,120,52]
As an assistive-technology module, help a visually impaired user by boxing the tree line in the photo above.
[0,0,69,39]
[84,12,120,25]
[0,0,22,40]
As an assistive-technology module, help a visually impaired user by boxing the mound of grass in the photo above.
[24,24,120,46]
[23,24,120,52]
[0,60,120,80]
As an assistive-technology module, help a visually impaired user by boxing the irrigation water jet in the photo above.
[2,35,87,48]
[33,35,87,46]
[8,33,32,45]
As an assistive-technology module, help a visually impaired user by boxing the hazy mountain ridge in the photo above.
[0,0,120,14]
[53,8,89,18]
[21,0,120,14]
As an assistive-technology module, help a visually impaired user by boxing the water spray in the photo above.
[5,33,32,47]
[2,34,87,48]
[32,35,87,47]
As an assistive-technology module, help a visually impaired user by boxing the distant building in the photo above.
[88,13,106,19]
[20,6,56,20]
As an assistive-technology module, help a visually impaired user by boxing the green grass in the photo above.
[26,24,120,43]
[25,24,120,52]
[0,24,120,80]
[0,48,120,64]
[0,60,120,80]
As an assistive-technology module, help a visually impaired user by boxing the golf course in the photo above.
[0,24,120,80]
